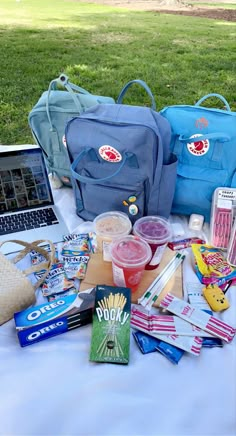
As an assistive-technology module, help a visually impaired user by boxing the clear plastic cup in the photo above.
[94,211,132,262]
[110,235,152,293]
[227,220,236,267]
[133,216,172,270]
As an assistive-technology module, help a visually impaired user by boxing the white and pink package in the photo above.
[131,306,213,337]
[131,307,203,356]
[160,293,235,343]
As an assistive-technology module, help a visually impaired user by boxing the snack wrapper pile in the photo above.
[30,233,97,301]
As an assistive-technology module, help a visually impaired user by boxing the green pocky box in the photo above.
[90,285,131,364]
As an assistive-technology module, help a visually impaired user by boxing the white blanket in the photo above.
[0,187,235,436]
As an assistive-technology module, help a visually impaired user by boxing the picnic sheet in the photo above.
[0,186,236,436]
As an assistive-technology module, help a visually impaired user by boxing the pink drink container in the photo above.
[110,235,152,293]
[133,216,172,270]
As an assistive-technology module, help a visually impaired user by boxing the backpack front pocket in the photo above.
[79,166,148,222]
[172,164,228,220]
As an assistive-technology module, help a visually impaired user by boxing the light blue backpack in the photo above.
[161,93,236,221]
[28,74,115,185]
[65,80,177,223]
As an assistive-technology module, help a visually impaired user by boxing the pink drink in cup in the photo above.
[133,216,172,270]
[110,235,152,293]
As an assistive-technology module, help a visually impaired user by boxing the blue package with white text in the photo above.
[14,289,95,347]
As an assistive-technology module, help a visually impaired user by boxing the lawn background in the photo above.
[0,0,235,144]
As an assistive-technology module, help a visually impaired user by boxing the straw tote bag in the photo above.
[0,239,55,325]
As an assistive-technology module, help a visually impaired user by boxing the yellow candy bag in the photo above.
[191,244,236,286]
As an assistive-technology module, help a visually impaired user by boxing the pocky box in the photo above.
[90,285,131,364]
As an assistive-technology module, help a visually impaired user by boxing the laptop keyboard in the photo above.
[0,208,59,235]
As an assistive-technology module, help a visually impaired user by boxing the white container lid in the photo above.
[94,211,132,238]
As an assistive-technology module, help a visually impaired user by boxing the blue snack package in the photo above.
[156,341,185,364]
[133,331,185,364]
[202,338,223,348]
[133,331,161,354]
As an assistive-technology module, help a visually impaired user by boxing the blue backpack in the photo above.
[65,81,177,222]
[161,93,236,221]
[28,74,115,185]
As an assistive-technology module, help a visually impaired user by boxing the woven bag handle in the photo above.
[0,239,55,291]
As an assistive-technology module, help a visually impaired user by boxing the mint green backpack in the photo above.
[28,74,115,185]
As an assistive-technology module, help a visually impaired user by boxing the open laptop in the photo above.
[0,144,68,254]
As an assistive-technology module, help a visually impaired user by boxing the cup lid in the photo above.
[94,211,132,237]
[133,216,171,244]
[110,235,152,268]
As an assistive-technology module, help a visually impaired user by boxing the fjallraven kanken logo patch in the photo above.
[195,117,209,129]
[187,134,210,156]
[99,145,122,162]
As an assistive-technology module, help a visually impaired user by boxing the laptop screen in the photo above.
[0,147,54,214]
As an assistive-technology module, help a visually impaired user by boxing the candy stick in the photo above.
[98,301,104,311]
[159,293,235,342]
[213,208,232,249]
[222,212,227,248]
[212,208,219,247]
[225,211,233,248]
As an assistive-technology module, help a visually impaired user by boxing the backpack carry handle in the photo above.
[195,93,231,112]
[179,132,231,143]
[71,148,136,184]
[117,79,156,111]
[46,74,91,130]
[57,74,91,96]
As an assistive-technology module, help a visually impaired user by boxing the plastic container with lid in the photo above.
[110,235,152,293]
[94,211,132,262]
[227,220,236,267]
[133,216,172,270]
[210,187,236,250]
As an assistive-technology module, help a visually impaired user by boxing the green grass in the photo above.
[0,0,235,144]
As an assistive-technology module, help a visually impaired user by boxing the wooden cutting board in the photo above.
[80,246,183,306]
